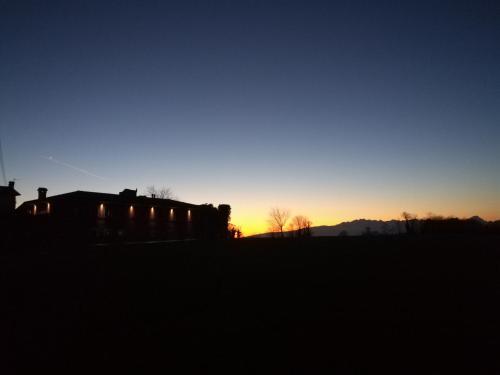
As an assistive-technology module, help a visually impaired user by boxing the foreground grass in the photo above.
[3,236,500,373]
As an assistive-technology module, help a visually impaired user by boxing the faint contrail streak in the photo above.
[0,138,7,185]
[42,156,109,181]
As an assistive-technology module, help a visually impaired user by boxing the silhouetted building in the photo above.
[0,181,20,217]
[16,187,230,242]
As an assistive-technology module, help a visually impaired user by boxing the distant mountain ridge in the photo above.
[310,219,405,237]
[249,217,490,238]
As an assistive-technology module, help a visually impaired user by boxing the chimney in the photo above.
[8,181,14,189]
[38,187,48,200]
[119,189,137,198]
[151,194,156,199]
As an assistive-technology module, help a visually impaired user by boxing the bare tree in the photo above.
[268,208,290,237]
[402,211,418,234]
[228,223,243,239]
[146,185,175,199]
[292,215,312,237]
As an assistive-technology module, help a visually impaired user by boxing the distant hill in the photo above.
[249,219,406,238]
[310,219,405,236]
[249,216,491,238]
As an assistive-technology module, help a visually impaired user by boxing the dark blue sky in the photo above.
[1,0,499,233]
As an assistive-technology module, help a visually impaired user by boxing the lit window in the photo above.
[187,209,191,222]
[98,203,105,218]
[33,204,37,215]
[129,205,135,218]
[169,208,174,221]
[47,202,51,214]
[150,207,155,220]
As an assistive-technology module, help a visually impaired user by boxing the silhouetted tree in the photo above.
[218,204,231,239]
[228,223,242,239]
[268,208,290,238]
[146,185,175,199]
[235,226,242,238]
[402,212,418,234]
[293,215,312,237]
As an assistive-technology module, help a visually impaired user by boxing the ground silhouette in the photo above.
[3,235,500,373]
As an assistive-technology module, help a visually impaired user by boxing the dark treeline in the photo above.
[402,216,500,236]
[420,217,500,235]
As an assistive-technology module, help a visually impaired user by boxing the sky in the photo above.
[1,0,499,235]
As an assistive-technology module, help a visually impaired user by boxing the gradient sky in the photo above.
[1,0,499,234]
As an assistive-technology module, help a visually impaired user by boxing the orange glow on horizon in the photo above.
[230,204,500,237]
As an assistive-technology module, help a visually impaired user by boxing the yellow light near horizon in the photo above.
[215,189,500,237]
[232,219,267,237]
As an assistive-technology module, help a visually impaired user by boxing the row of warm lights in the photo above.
[100,204,190,221]
[33,203,190,220]
[32,203,50,215]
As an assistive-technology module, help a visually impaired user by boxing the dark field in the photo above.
[3,236,500,373]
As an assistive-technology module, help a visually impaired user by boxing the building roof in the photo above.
[16,189,198,210]
[0,185,20,196]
